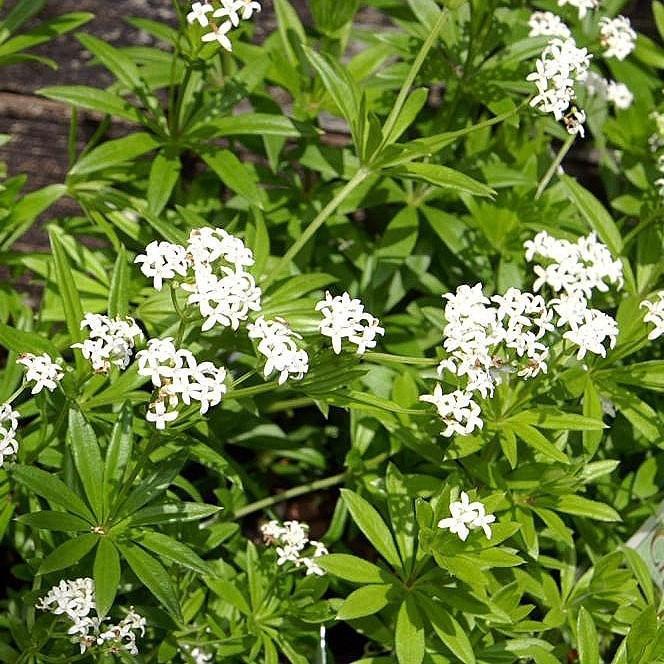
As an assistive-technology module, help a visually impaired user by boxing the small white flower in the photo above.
[599,15,636,61]
[239,0,261,20]
[146,399,179,430]
[316,291,384,355]
[17,353,64,394]
[564,107,586,137]
[528,11,571,39]
[36,578,96,622]
[437,492,495,541]
[213,0,243,27]
[0,403,19,467]
[606,81,633,109]
[420,385,483,438]
[134,241,188,291]
[563,308,618,359]
[261,519,327,575]
[72,313,143,373]
[641,291,664,340]
[201,21,233,51]
[247,317,309,384]
[557,0,599,20]
[187,1,213,27]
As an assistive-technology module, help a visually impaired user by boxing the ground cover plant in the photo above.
[0,0,664,661]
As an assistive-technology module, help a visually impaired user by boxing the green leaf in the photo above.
[386,464,415,573]
[132,530,209,576]
[102,402,133,517]
[201,149,263,207]
[12,465,94,523]
[118,541,182,621]
[317,554,392,583]
[76,33,143,90]
[70,132,158,175]
[38,85,142,122]
[337,584,393,620]
[0,0,46,39]
[377,207,419,261]
[0,323,59,358]
[127,501,221,526]
[67,410,104,520]
[39,533,97,574]
[94,538,121,617]
[420,595,476,664]
[341,489,402,569]
[604,361,664,393]
[577,607,599,664]
[310,0,359,34]
[147,149,181,215]
[274,0,307,66]
[506,422,570,464]
[107,246,129,318]
[384,88,428,145]
[560,176,622,255]
[205,113,305,138]
[304,45,361,141]
[655,2,664,42]
[395,596,424,664]
[510,408,605,431]
[16,511,90,532]
[621,545,655,605]
[625,606,657,663]
[392,162,495,198]
[552,495,621,522]
[49,229,85,350]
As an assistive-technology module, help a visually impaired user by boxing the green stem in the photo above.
[263,167,371,287]
[233,471,349,519]
[535,134,575,200]
[380,9,448,146]
[364,352,439,367]
[227,381,279,400]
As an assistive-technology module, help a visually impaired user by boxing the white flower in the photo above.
[261,520,327,575]
[564,107,586,137]
[525,231,623,297]
[72,313,143,373]
[17,353,64,394]
[528,37,591,131]
[137,338,227,427]
[656,177,664,197]
[187,226,254,269]
[213,0,242,27]
[239,0,261,20]
[97,608,146,655]
[0,403,19,467]
[437,492,495,541]
[202,21,233,51]
[599,16,636,61]
[316,291,384,355]
[247,316,309,384]
[185,647,214,664]
[37,578,96,622]
[528,11,571,39]
[641,292,664,340]
[134,241,188,291]
[420,385,483,437]
[606,81,633,109]
[563,308,618,359]
[187,1,213,26]
[557,0,599,19]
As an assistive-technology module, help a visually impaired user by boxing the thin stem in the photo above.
[263,167,371,288]
[227,381,279,400]
[535,134,575,199]
[380,9,448,147]
[364,352,439,367]
[233,471,348,519]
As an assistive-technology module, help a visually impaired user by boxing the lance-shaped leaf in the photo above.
[39,533,97,574]
[94,538,121,617]
[391,163,495,198]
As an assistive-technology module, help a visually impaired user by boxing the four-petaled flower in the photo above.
[187,1,213,27]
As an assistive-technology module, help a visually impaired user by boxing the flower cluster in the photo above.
[0,403,19,467]
[421,232,623,436]
[316,291,384,355]
[37,578,146,655]
[135,227,262,333]
[599,15,636,61]
[17,353,64,394]
[654,153,664,198]
[557,0,598,20]
[528,36,591,136]
[182,645,214,663]
[260,520,328,576]
[528,11,571,39]
[136,338,227,429]
[585,72,634,110]
[72,313,143,373]
[420,284,553,436]
[641,292,664,341]
[649,112,664,153]
[525,230,623,297]
[438,492,496,542]
[247,316,309,384]
[186,0,261,52]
